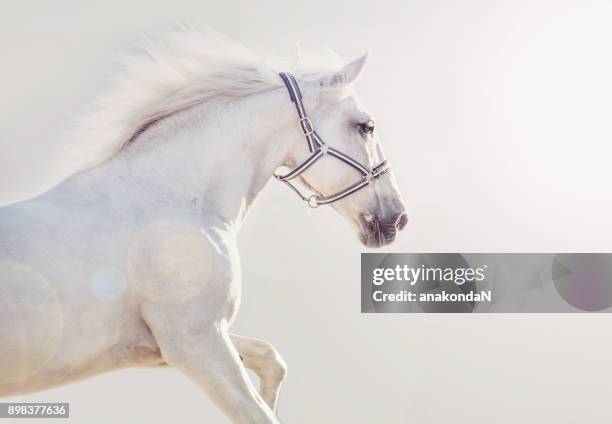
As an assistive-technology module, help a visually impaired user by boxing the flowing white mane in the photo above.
[59,25,343,174]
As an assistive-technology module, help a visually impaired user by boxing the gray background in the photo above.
[2,0,612,423]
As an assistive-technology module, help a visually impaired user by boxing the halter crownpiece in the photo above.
[274,72,391,208]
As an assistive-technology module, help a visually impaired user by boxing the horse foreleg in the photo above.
[144,312,278,424]
[230,334,287,412]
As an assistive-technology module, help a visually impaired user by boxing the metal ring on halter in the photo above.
[307,195,320,208]
[276,71,391,208]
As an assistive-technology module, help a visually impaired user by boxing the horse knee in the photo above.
[232,336,287,412]
[267,348,287,383]
[258,342,288,383]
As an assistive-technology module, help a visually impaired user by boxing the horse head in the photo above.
[277,54,408,247]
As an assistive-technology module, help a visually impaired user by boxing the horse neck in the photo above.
[104,88,304,231]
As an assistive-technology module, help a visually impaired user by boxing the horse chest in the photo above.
[127,219,242,322]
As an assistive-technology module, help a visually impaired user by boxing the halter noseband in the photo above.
[274,72,390,208]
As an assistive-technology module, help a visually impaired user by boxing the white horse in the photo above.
[0,28,407,423]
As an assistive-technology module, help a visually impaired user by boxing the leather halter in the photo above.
[274,72,390,208]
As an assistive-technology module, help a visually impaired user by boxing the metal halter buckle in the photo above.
[299,117,314,136]
[364,171,374,183]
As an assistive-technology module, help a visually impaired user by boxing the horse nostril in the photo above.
[395,213,408,231]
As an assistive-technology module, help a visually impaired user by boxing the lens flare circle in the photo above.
[128,220,212,304]
[0,261,63,384]
[553,254,612,311]
[89,266,127,302]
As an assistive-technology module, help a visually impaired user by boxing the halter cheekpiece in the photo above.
[274,72,390,208]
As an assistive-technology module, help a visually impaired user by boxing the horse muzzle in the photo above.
[359,212,408,247]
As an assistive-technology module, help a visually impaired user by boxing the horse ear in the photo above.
[317,51,369,88]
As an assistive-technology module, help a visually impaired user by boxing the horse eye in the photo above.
[358,120,375,136]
